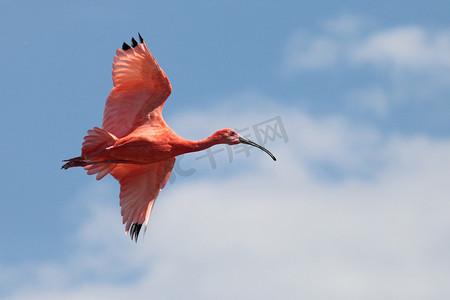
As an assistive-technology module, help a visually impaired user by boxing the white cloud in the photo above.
[345,86,389,117]
[4,95,450,300]
[283,15,450,119]
[284,16,450,72]
[321,14,369,36]
[353,26,450,70]
[284,31,340,70]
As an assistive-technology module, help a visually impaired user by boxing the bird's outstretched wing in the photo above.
[102,34,172,139]
[110,158,175,241]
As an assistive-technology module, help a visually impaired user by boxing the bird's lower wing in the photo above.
[110,158,175,241]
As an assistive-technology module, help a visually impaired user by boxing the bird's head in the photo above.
[214,129,276,161]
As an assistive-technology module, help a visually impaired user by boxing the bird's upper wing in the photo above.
[110,158,175,241]
[102,34,172,139]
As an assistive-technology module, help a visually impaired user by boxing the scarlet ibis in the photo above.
[62,34,276,241]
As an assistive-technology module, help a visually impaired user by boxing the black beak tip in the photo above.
[238,136,277,161]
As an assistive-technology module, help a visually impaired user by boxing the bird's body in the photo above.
[63,34,276,241]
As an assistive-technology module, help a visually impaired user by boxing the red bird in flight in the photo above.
[62,34,276,241]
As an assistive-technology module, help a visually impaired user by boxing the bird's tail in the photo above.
[81,127,118,156]
[62,127,118,180]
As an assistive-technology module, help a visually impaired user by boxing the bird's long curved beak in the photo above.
[239,136,276,161]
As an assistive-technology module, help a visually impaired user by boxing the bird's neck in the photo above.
[179,134,223,154]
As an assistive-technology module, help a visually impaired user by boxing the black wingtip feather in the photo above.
[138,33,144,43]
[130,223,143,242]
[122,42,131,50]
[131,37,138,48]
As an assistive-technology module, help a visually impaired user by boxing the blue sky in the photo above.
[1,1,450,299]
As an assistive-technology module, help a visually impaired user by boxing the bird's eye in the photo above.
[230,131,236,136]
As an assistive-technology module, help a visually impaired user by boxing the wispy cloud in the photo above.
[284,32,341,70]
[345,87,390,117]
[354,26,450,70]
[284,15,450,72]
[283,15,450,122]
